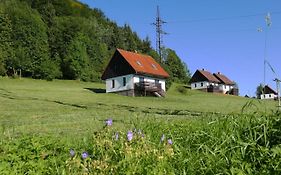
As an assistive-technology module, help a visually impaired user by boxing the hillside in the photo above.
[0,78,280,174]
[0,0,190,84]
[0,78,276,125]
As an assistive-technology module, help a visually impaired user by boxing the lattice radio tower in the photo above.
[152,6,167,62]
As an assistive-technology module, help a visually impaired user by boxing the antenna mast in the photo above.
[153,6,167,62]
[263,12,272,86]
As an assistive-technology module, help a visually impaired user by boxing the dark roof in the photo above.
[190,69,220,83]
[101,49,169,80]
[213,72,234,85]
[263,85,277,95]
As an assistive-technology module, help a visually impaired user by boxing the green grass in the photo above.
[0,77,280,174]
[0,77,276,136]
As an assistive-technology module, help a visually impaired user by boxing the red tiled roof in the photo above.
[213,73,234,85]
[197,69,220,83]
[117,49,169,78]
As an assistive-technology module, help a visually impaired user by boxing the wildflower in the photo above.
[105,118,113,126]
[167,139,173,145]
[138,129,142,135]
[160,134,165,142]
[127,131,133,141]
[82,151,89,159]
[69,149,75,157]
[115,132,119,140]
[141,133,145,138]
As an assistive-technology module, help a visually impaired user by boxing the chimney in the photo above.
[202,68,205,71]
[218,72,221,74]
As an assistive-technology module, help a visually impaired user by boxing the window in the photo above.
[123,77,126,86]
[155,79,159,84]
[139,77,144,83]
[269,94,271,98]
[151,64,157,70]
[136,60,142,66]
[201,82,204,87]
[194,83,197,88]
[112,79,115,88]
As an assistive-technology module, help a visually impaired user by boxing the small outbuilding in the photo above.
[101,49,169,97]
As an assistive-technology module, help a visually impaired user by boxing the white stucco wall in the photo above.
[219,84,233,94]
[191,81,218,90]
[106,74,134,93]
[191,82,235,94]
[260,93,277,100]
[106,74,166,93]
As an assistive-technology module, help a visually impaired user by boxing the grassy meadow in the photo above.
[0,77,280,174]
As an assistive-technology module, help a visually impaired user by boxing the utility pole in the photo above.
[258,13,271,98]
[152,6,167,63]
[274,78,281,109]
[263,12,272,86]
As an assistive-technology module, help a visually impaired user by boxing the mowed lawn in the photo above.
[0,77,277,136]
[1,77,280,174]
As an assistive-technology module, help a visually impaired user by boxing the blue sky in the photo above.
[79,0,281,96]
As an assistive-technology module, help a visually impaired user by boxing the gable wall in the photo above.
[102,52,135,80]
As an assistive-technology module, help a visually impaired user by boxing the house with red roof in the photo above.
[101,49,169,97]
[189,69,238,95]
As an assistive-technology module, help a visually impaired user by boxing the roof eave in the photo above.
[136,72,169,79]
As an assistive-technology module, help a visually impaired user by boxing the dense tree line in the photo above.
[0,0,190,84]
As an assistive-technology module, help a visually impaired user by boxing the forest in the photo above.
[0,0,190,84]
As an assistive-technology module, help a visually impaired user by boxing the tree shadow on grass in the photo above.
[84,88,106,94]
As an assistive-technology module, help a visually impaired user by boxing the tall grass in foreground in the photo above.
[0,112,280,174]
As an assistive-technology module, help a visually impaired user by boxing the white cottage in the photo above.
[260,85,278,100]
[101,49,169,97]
[189,69,238,95]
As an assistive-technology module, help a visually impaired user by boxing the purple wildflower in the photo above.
[115,132,119,140]
[160,134,165,142]
[127,131,133,141]
[69,149,75,157]
[167,139,173,145]
[105,118,113,126]
[82,151,89,159]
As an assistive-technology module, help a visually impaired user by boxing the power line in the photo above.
[166,11,281,24]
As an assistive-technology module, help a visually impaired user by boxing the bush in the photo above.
[176,85,187,94]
